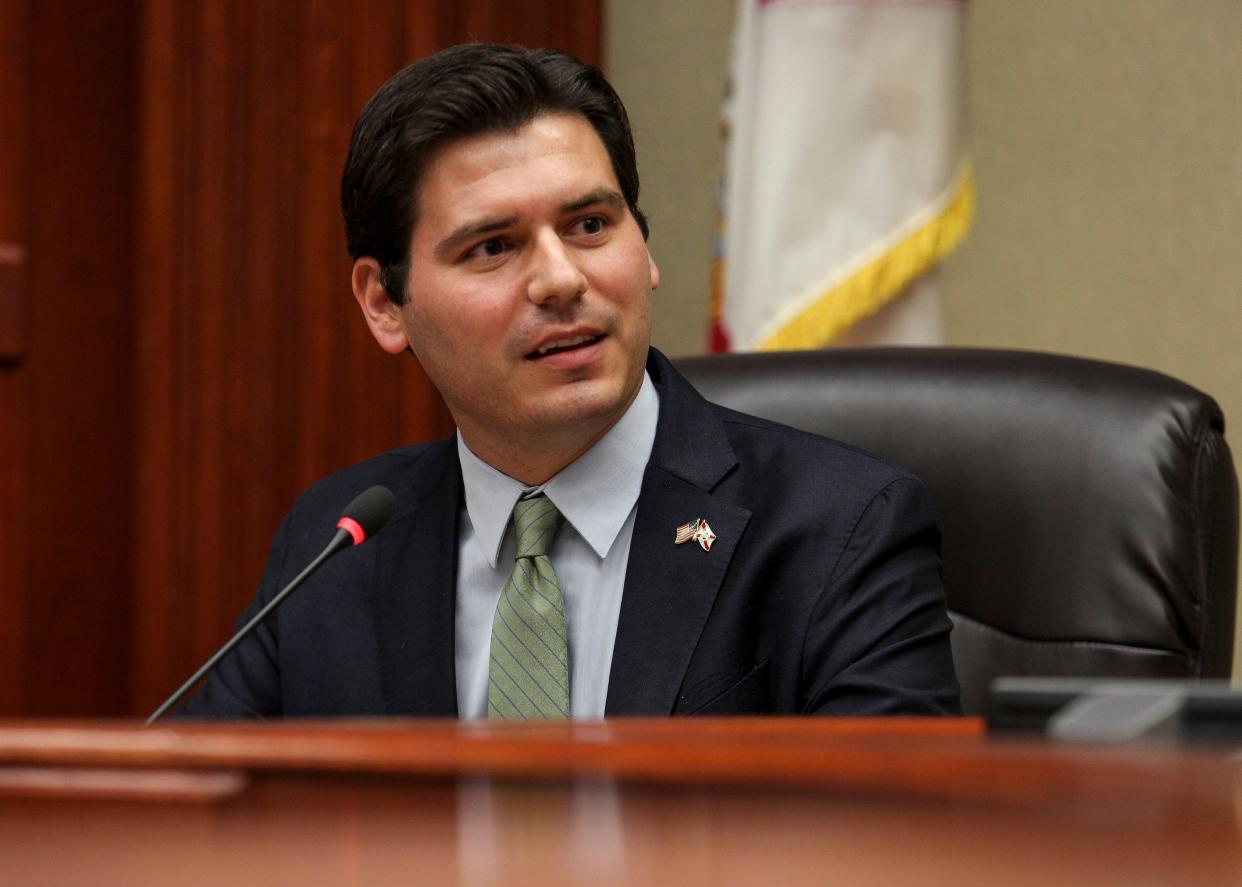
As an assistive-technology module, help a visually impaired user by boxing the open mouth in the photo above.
[527,334,603,360]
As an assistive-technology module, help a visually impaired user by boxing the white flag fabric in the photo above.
[711,0,973,352]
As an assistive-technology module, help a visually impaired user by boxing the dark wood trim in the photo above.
[0,0,29,714]
[16,1,138,716]
[0,244,24,363]
[2,719,1239,885]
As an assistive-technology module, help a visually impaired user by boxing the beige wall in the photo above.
[607,0,1242,667]
[604,0,730,357]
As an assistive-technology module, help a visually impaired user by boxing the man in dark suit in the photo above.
[182,44,959,719]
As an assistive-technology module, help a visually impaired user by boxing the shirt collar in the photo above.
[457,371,659,568]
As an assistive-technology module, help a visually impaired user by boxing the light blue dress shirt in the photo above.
[454,372,659,719]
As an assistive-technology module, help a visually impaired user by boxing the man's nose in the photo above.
[526,230,587,307]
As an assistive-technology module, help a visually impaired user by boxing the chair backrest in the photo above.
[675,348,1239,714]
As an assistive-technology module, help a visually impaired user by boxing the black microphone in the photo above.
[145,485,397,725]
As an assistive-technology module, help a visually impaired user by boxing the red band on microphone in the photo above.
[337,516,366,546]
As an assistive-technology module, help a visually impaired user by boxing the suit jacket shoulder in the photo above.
[606,350,960,716]
[178,437,465,718]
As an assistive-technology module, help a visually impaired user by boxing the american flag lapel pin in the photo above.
[675,518,716,552]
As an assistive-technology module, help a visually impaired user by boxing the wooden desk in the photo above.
[1,719,1239,885]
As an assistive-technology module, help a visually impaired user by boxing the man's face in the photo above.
[371,112,658,473]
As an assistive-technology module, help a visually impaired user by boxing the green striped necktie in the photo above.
[488,494,570,719]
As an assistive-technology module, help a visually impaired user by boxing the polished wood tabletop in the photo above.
[2,718,1239,886]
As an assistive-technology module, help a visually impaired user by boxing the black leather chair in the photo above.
[675,348,1239,714]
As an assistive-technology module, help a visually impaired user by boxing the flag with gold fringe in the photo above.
[710,0,973,352]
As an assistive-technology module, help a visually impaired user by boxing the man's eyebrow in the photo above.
[434,216,518,258]
[432,190,627,258]
[561,189,626,214]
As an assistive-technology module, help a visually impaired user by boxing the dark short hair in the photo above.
[340,43,648,305]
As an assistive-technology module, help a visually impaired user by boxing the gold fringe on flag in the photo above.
[759,162,976,351]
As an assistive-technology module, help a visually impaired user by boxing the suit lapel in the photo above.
[606,472,750,714]
[373,444,462,716]
[606,350,753,715]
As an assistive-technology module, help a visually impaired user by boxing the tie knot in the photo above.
[512,494,563,559]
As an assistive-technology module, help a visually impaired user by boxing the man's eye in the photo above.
[468,238,507,261]
[577,216,605,235]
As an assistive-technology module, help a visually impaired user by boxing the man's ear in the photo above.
[648,250,660,291]
[352,257,410,355]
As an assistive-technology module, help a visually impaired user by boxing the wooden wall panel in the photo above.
[0,1,27,251]
[0,0,31,716]
[2,0,601,717]
[0,2,25,360]
[0,243,23,362]
[132,1,602,714]
[5,2,138,716]
[0,371,22,715]
[458,0,601,61]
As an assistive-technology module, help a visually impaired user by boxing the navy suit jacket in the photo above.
[182,349,960,718]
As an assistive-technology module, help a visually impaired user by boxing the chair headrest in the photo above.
[676,347,1237,682]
